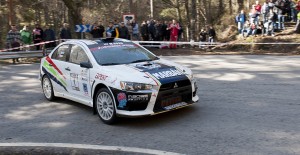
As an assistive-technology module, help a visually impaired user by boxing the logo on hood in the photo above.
[151,69,183,80]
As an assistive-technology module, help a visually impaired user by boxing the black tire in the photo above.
[42,75,55,101]
[95,88,117,124]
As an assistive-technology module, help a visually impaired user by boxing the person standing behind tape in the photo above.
[43,25,56,49]
[106,21,119,38]
[32,24,43,50]
[60,23,72,41]
[208,26,216,43]
[167,19,180,49]
[6,24,22,63]
[20,25,32,50]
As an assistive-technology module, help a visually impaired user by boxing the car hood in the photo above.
[100,59,190,86]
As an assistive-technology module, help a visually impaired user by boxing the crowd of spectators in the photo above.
[236,0,300,38]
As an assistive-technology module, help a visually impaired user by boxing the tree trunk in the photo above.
[191,0,197,41]
[184,0,190,41]
[62,0,83,39]
[229,0,233,14]
[237,0,244,11]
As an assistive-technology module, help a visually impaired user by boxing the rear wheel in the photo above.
[95,88,117,124]
[42,75,55,101]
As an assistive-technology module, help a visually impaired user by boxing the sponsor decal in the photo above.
[117,93,127,108]
[45,56,66,79]
[95,73,108,81]
[164,102,188,110]
[111,77,117,85]
[152,93,157,97]
[90,43,134,52]
[151,69,183,80]
[144,72,161,86]
[83,83,88,95]
[70,73,80,91]
[128,95,148,101]
[42,67,68,92]
[81,69,88,82]
[135,63,161,70]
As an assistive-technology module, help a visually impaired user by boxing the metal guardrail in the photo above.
[0,50,51,60]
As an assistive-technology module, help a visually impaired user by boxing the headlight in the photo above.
[120,81,153,91]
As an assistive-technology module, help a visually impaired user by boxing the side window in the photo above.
[51,44,69,61]
[69,45,89,64]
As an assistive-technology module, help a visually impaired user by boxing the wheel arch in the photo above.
[92,83,117,115]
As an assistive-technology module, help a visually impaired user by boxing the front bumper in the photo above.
[111,79,198,117]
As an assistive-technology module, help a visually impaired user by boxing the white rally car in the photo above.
[40,38,198,124]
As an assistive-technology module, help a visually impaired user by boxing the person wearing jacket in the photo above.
[118,22,129,39]
[106,21,119,38]
[43,25,56,48]
[32,24,43,50]
[167,19,180,49]
[20,25,32,46]
[236,10,247,34]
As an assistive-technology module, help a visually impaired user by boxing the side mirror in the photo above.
[80,62,93,69]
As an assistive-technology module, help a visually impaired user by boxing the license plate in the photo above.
[164,102,188,110]
[161,96,182,107]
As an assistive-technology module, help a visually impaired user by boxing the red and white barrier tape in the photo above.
[0,39,61,52]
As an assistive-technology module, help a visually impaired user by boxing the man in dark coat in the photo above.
[60,23,72,40]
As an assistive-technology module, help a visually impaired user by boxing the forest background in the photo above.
[0,0,259,48]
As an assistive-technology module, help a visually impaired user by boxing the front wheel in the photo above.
[42,75,55,101]
[95,88,117,124]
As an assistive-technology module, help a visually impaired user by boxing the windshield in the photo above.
[89,42,158,65]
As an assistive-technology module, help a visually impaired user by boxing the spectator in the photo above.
[255,0,262,22]
[199,28,207,49]
[32,24,43,50]
[177,22,184,41]
[256,21,265,35]
[6,25,22,63]
[250,5,259,24]
[249,23,257,36]
[236,10,247,34]
[269,0,275,10]
[242,21,251,38]
[131,20,140,41]
[114,19,119,28]
[118,22,129,39]
[43,25,56,49]
[140,21,149,41]
[106,21,119,38]
[262,2,270,23]
[154,20,163,41]
[296,11,300,33]
[297,0,300,11]
[126,21,133,40]
[265,9,276,36]
[162,21,169,41]
[167,19,180,49]
[208,26,216,43]
[291,0,298,22]
[148,20,156,41]
[90,22,105,39]
[60,23,72,40]
[20,25,32,47]
[275,3,285,30]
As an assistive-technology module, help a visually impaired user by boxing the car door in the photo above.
[47,44,70,93]
[65,44,91,101]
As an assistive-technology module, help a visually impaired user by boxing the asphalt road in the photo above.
[1,55,300,155]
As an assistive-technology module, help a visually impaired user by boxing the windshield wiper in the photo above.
[130,59,153,63]
[101,63,122,66]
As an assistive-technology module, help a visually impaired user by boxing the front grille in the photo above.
[154,80,192,112]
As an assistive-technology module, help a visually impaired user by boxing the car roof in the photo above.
[64,38,132,46]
